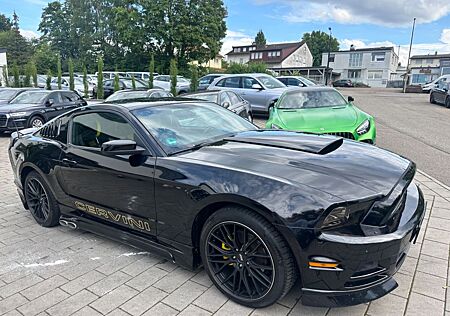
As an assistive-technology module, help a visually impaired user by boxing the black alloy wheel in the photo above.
[206,221,275,301]
[200,207,297,308]
[24,171,60,227]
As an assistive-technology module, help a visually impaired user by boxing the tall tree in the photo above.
[131,76,136,90]
[30,61,38,87]
[0,13,12,32]
[12,63,20,87]
[170,59,177,96]
[97,57,104,99]
[190,65,198,92]
[57,55,62,89]
[302,31,339,66]
[113,73,120,92]
[24,63,31,87]
[12,11,19,31]
[255,30,266,47]
[0,30,32,66]
[32,42,58,74]
[83,65,88,97]
[68,58,75,90]
[149,53,154,89]
[46,69,52,90]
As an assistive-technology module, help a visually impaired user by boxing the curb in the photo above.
[417,169,450,192]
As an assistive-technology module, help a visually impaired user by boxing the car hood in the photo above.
[176,130,411,201]
[0,103,38,113]
[277,105,361,130]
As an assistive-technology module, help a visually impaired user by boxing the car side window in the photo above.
[223,77,241,88]
[288,78,302,86]
[219,92,232,106]
[71,112,141,149]
[199,77,210,85]
[278,78,287,85]
[48,92,62,104]
[227,92,241,105]
[104,80,112,87]
[243,77,258,89]
[61,92,76,102]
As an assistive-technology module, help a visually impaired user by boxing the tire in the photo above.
[430,93,437,104]
[446,97,450,109]
[200,206,297,308]
[28,115,45,129]
[24,171,60,227]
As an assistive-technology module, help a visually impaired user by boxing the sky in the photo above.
[1,0,450,65]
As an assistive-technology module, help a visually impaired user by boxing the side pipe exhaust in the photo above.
[59,219,77,229]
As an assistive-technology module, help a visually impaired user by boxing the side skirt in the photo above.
[59,206,196,270]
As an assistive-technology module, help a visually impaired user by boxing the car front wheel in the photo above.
[28,116,45,128]
[430,93,437,104]
[446,97,450,109]
[200,207,297,308]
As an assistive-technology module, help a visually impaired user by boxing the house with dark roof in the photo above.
[226,41,313,69]
[409,53,450,85]
[321,45,399,87]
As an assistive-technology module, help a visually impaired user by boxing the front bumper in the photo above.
[0,116,27,132]
[294,183,425,307]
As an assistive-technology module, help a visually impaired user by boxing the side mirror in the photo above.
[45,99,54,107]
[101,140,146,156]
[348,96,354,102]
[222,101,230,108]
[251,83,263,90]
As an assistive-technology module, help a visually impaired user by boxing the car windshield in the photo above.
[177,77,189,83]
[105,91,149,102]
[0,89,18,100]
[188,93,218,103]
[277,90,348,109]
[257,76,285,89]
[10,91,49,104]
[132,103,255,154]
[123,80,146,89]
[74,78,84,84]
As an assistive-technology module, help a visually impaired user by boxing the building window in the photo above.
[348,70,361,79]
[329,54,335,62]
[243,47,247,52]
[371,52,385,62]
[349,53,363,67]
[249,47,255,51]
[251,53,255,59]
[368,70,383,79]
[251,52,262,59]
[425,59,434,64]
[414,59,422,64]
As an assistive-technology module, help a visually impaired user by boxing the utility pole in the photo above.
[403,17,416,93]
[325,27,332,86]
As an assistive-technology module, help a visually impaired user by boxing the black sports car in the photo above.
[0,89,87,133]
[8,100,425,308]
[185,90,253,122]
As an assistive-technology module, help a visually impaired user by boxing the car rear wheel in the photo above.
[446,97,450,108]
[24,171,60,227]
[430,93,437,104]
[28,116,45,128]
[200,207,297,308]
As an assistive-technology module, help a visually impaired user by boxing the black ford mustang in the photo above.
[8,100,425,308]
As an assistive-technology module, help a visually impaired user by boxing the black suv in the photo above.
[0,89,86,133]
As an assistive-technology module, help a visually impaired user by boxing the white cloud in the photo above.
[254,0,450,27]
[221,30,254,57]
[20,29,39,40]
[441,29,450,44]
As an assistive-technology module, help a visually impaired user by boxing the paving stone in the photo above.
[193,285,228,312]
[120,286,167,316]
[250,303,291,316]
[416,255,448,278]
[142,302,178,316]
[46,289,98,316]
[106,309,132,316]
[126,266,168,291]
[398,256,418,276]
[0,273,44,298]
[89,284,138,315]
[214,300,255,316]
[17,288,69,316]
[326,304,368,316]
[431,207,450,220]
[190,270,213,288]
[71,306,103,316]
[424,227,450,244]
[428,217,450,232]
[412,271,447,301]
[153,267,195,293]
[162,280,207,311]
[179,305,212,316]
[61,270,106,295]
[88,270,131,296]
[0,293,29,314]
[405,292,445,316]
[21,275,67,300]
[421,239,450,260]
[121,256,160,276]
[367,294,407,316]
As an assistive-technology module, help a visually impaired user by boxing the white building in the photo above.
[0,48,7,85]
[409,53,450,85]
[226,41,313,70]
[321,46,399,87]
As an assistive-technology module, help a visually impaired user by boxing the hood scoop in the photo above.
[224,131,343,155]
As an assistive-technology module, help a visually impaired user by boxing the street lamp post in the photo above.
[325,27,332,86]
[403,17,416,93]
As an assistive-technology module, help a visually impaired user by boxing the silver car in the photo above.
[153,75,190,95]
[207,73,290,114]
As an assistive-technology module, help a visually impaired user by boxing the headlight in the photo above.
[9,112,27,118]
[356,119,370,135]
[271,123,282,129]
[321,207,349,228]
[321,201,373,230]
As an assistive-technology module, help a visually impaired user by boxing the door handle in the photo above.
[62,158,77,166]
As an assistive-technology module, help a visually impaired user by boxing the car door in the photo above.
[240,76,267,112]
[226,91,247,118]
[434,78,448,104]
[58,110,157,235]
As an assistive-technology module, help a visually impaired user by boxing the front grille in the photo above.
[324,132,355,140]
[0,114,7,127]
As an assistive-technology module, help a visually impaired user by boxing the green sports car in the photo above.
[266,87,376,144]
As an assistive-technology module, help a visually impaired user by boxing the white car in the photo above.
[51,77,95,97]
[422,75,450,93]
[153,75,191,95]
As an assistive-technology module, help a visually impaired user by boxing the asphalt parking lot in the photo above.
[0,90,449,316]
